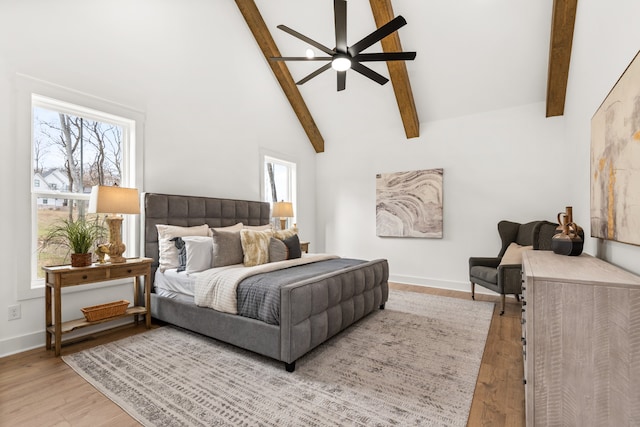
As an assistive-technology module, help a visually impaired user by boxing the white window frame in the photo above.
[260,150,297,227]
[15,75,145,300]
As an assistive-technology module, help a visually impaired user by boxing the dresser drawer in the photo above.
[108,263,149,279]
[59,268,108,285]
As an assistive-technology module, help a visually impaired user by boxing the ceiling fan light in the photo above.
[331,56,351,71]
[305,48,315,59]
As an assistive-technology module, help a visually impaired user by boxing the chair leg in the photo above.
[470,282,475,300]
[515,294,521,302]
[500,294,505,315]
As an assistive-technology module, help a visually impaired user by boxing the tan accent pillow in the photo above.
[156,224,211,272]
[499,242,533,266]
[240,229,273,267]
[272,226,298,240]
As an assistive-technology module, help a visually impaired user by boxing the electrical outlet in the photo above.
[8,304,21,321]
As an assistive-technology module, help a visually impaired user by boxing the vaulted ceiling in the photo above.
[238,0,575,153]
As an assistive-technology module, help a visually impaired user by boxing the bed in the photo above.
[143,193,389,372]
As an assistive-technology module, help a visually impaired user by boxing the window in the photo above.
[262,154,297,227]
[31,95,138,283]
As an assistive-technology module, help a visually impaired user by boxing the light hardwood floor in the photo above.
[0,284,524,426]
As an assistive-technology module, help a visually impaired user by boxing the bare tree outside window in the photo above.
[33,106,124,273]
[263,155,297,227]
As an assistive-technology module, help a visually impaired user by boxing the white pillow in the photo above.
[156,224,210,272]
[182,236,213,274]
[212,223,243,233]
[499,242,533,266]
[244,224,272,231]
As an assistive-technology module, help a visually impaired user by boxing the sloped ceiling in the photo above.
[245,0,567,151]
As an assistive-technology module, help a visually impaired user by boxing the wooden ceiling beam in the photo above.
[546,0,578,117]
[369,0,420,138]
[235,0,324,153]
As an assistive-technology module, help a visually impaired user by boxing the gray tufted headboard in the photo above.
[143,193,271,285]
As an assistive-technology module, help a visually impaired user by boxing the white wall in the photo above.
[2,0,639,357]
[0,0,317,356]
[563,0,640,275]
[314,0,640,290]
[316,102,568,289]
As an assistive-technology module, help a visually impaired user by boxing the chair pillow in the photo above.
[499,242,533,266]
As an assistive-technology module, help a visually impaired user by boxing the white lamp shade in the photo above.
[272,201,293,218]
[88,185,140,214]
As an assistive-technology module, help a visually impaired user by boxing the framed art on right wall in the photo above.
[591,50,640,245]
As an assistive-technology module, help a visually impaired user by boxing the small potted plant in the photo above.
[43,218,106,267]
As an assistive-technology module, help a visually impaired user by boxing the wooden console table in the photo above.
[521,251,640,426]
[43,257,152,356]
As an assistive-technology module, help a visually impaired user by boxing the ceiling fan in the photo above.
[270,0,416,92]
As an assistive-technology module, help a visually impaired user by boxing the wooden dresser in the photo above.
[521,251,640,426]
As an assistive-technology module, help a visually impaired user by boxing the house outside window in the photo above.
[31,95,137,282]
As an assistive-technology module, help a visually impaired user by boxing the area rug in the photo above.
[63,291,494,426]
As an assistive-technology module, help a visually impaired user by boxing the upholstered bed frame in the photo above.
[143,193,389,372]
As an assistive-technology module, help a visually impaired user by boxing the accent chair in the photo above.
[468,220,556,315]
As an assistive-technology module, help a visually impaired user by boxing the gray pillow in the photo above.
[211,229,243,267]
[269,237,287,263]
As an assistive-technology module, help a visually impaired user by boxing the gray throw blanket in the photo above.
[237,258,366,325]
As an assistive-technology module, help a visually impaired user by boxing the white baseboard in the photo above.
[0,330,45,357]
[389,274,497,296]
[0,318,134,358]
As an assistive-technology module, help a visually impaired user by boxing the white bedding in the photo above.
[154,268,198,297]
[194,254,337,314]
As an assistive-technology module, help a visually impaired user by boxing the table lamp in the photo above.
[88,185,140,263]
[272,201,293,230]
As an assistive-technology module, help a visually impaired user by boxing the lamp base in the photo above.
[279,218,287,230]
[106,215,127,263]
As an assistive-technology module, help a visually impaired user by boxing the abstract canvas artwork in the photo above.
[376,169,443,238]
[591,50,640,246]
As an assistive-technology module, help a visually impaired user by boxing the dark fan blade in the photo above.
[354,52,416,62]
[277,25,335,56]
[337,70,346,91]
[334,0,347,53]
[351,62,389,86]
[270,57,333,62]
[348,16,408,56]
[296,63,333,85]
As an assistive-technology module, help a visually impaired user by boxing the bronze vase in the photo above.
[552,206,583,256]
